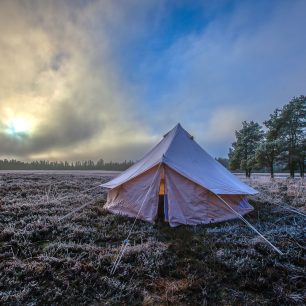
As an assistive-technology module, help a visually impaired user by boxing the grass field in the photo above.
[0,172,305,305]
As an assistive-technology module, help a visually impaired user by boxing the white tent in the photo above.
[101,123,257,227]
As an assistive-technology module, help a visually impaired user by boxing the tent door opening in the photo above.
[157,195,165,221]
[157,176,169,222]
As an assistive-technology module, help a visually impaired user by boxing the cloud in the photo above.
[203,108,246,143]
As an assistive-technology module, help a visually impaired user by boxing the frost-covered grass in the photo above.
[242,176,306,210]
[0,173,305,305]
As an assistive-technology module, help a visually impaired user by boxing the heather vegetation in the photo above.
[0,173,305,305]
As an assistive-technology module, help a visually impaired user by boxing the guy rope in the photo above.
[215,194,284,255]
[110,164,162,275]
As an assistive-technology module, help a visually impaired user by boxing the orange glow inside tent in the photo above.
[159,178,165,195]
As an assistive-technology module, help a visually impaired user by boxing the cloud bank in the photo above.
[0,0,158,161]
[0,0,305,161]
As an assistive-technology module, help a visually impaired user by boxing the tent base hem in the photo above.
[169,207,254,227]
[105,206,254,227]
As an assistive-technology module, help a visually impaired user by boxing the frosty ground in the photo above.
[0,172,305,305]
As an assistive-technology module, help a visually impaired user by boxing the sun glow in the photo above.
[6,117,32,136]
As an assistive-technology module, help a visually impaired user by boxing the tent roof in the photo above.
[101,123,257,195]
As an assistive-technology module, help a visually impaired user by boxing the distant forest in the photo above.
[0,159,133,171]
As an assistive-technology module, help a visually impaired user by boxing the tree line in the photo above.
[0,159,134,171]
[228,95,305,178]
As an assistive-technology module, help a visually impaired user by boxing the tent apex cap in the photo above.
[172,123,194,139]
[172,123,184,134]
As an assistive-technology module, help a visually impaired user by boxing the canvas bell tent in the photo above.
[101,123,257,227]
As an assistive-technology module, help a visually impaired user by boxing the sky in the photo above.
[0,0,305,162]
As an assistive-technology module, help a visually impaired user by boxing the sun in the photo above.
[7,117,32,136]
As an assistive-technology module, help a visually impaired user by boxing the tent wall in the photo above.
[104,166,161,223]
[165,166,253,227]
